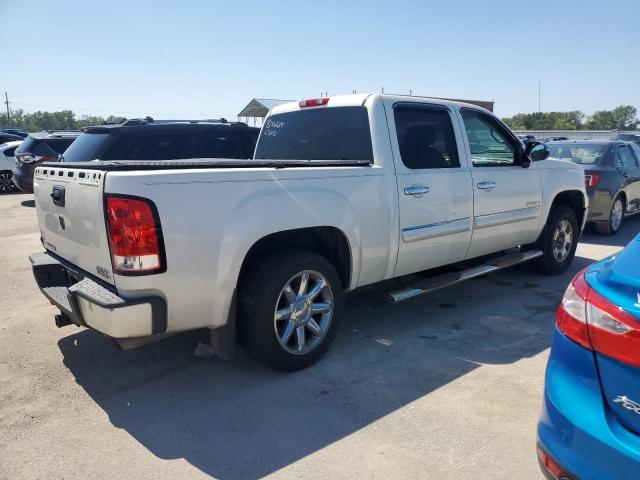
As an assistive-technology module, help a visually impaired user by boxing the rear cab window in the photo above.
[255,106,373,161]
[393,104,459,169]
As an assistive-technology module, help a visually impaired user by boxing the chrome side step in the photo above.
[386,249,543,303]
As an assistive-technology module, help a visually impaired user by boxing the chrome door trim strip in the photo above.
[474,206,541,229]
[401,217,472,243]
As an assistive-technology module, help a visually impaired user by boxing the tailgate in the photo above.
[33,166,115,285]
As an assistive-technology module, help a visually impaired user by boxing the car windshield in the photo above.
[254,106,373,161]
[548,143,608,164]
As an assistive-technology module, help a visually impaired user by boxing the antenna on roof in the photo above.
[409,89,412,96]
[381,87,385,93]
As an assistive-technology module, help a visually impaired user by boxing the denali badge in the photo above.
[613,395,640,414]
[96,266,111,280]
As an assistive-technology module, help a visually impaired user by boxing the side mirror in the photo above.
[525,141,549,161]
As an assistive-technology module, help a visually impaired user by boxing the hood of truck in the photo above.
[33,166,115,285]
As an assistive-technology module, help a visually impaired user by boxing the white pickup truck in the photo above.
[30,94,587,370]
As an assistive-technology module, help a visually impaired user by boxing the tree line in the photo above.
[3,104,639,133]
[502,105,638,131]
[3,109,125,132]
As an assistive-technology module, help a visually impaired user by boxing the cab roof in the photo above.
[269,93,494,116]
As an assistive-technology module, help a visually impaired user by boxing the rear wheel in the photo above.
[238,250,343,371]
[0,171,16,193]
[595,195,624,235]
[535,205,579,275]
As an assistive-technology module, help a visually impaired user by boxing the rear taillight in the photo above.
[585,172,599,188]
[557,269,640,367]
[105,195,165,275]
[299,98,330,108]
[556,269,591,349]
[16,154,49,164]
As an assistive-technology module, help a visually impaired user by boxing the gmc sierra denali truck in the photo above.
[30,94,588,371]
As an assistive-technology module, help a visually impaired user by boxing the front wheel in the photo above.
[534,205,579,275]
[0,171,16,193]
[238,250,343,371]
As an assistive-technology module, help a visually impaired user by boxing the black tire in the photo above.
[595,195,624,235]
[237,250,343,371]
[534,205,579,275]
[0,170,16,193]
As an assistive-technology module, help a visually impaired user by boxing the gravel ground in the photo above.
[1,191,637,480]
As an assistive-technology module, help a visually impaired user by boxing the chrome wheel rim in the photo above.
[0,172,13,193]
[611,199,623,231]
[274,270,333,355]
[552,219,573,263]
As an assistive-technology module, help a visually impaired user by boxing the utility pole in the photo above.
[538,81,541,113]
[4,92,9,126]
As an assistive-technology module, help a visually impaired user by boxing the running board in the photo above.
[386,250,543,303]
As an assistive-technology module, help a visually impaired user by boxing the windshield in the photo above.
[254,106,373,161]
[548,143,609,164]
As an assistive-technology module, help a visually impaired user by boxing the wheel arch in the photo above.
[549,190,586,230]
[238,226,353,291]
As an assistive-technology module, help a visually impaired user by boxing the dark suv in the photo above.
[13,131,80,192]
[60,118,260,164]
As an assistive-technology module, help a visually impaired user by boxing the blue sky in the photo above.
[1,0,638,121]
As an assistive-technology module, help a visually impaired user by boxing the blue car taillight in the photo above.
[557,269,640,367]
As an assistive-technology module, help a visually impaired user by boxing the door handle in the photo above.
[404,185,430,196]
[477,181,496,191]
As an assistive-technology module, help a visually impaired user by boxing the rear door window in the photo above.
[394,104,459,169]
[617,145,638,168]
[244,130,259,158]
[194,132,245,158]
[255,106,373,161]
[127,134,183,160]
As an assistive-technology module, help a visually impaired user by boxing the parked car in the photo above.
[0,132,24,145]
[12,131,80,192]
[0,140,22,193]
[29,94,587,371]
[517,134,536,145]
[615,133,640,143]
[548,140,640,234]
[537,234,640,479]
[0,128,28,138]
[60,117,260,163]
[543,136,568,142]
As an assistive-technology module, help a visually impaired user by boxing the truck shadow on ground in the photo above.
[56,222,637,479]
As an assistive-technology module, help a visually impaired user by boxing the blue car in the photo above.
[538,234,640,479]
